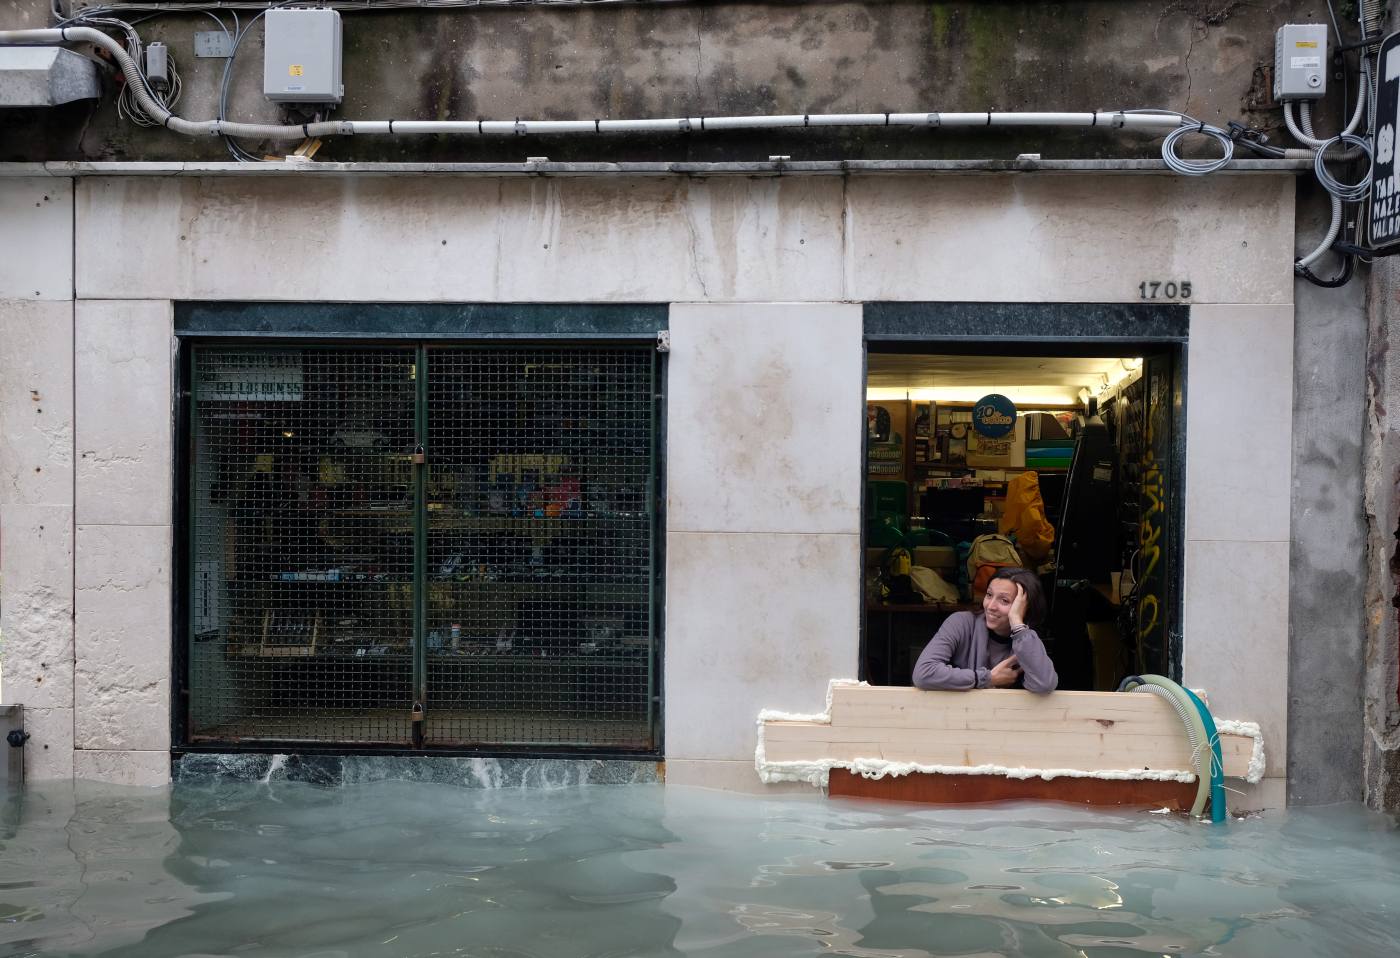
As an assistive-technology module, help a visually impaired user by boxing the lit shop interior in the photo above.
[863,347,1180,692]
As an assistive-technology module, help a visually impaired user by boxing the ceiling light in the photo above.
[866,386,1083,405]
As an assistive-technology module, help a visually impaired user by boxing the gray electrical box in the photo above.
[263,8,343,105]
[1274,23,1328,100]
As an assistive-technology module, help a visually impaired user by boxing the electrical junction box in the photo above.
[1274,23,1328,100]
[263,8,343,105]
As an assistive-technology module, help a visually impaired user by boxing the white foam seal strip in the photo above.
[1213,718,1267,784]
[755,680,1267,789]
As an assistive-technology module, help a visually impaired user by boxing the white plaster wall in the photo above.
[74,173,1293,305]
[664,304,863,776]
[843,174,1294,305]
[75,176,847,303]
[1182,303,1294,788]
[0,178,75,782]
[71,300,175,783]
[4,170,1297,792]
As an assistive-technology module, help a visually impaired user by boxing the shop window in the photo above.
[862,349,1181,691]
[186,344,659,751]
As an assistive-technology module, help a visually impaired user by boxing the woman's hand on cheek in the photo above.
[1009,583,1028,630]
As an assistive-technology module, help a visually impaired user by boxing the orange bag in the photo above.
[998,471,1056,565]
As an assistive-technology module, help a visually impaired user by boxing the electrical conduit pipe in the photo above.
[1,26,1189,142]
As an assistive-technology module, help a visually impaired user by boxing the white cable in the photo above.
[1160,120,1234,176]
[118,47,181,127]
[1296,193,1343,269]
[1315,133,1373,202]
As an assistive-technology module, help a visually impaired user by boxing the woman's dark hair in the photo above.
[988,567,1047,627]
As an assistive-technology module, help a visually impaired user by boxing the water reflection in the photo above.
[0,782,1395,957]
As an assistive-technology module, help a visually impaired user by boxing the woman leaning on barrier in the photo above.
[911,567,1058,693]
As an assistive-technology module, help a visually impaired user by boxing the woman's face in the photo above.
[983,577,1019,633]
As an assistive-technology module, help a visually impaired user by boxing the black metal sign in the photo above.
[1370,31,1400,252]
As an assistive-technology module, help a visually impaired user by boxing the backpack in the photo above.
[878,546,921,604]
[966,533,1025,601]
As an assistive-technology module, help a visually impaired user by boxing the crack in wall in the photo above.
[1156,1,1249,115]
[692,9,704,105]
[681,182,711,298]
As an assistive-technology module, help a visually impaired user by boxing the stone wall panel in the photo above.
[75,300,173,526]
[664,530,859,762]
[0,504,74,709]
[0,179,72,301]
[74,525,172,752]
[0,299,74,506]
[667,302,863,534]
[72,750,170,787]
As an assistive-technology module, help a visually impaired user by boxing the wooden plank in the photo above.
[764,685,1258,778]
[764,728,1188,752]
[830,685,1185,726]
[764,727,1252,776]
[764,732,1199,769]
[825,685,1256,774]
[828,769,1199,809]
[764,737,1236,775]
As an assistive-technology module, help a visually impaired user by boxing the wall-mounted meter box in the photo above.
[1274,24,1328,100]
[263,8,343,105]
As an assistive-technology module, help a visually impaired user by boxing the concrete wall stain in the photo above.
[0,0,1343,162]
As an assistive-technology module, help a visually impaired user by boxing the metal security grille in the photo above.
[423,347,655,748]
[187,342,658,751]
[189,347,418,744]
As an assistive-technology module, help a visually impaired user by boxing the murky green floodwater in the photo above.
[0,778,1396,957]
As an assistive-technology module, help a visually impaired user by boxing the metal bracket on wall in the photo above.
[193,32,233,59]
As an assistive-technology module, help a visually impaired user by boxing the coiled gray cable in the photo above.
[1314,133,1373,202]
[1161,121,1234,176]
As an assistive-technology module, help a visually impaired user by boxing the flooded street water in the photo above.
[0,779,1396,957]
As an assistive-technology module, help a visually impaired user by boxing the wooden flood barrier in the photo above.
[757,683,1264,808]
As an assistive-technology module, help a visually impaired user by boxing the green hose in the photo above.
[1180,685,1227,824]
[1118,674,1214,819]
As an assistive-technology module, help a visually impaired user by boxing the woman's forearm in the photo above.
[912,655,982,690]
[1011,627,1058,692]
[911,614,981,689]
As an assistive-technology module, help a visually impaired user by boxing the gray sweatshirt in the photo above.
[910,611,1058,693]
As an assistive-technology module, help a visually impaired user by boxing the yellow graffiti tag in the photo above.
[1137,415,1165,657]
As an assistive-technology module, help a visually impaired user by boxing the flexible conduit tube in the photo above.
[1297,193,1344,268]
[1286,69,1367,149]
[1362,0,1381,133]
[0,27,1187,142]
[1179,685,1227,824]
[1118,674,1212,819]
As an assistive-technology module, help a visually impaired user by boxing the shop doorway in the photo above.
[181,342,661,752]
[862,343,1183,692]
